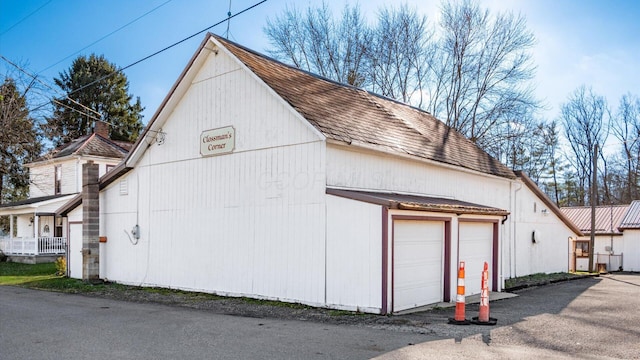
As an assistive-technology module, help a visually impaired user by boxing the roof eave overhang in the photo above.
[326,188,509,217]
[126,35,216,168]
[56,194,82,217]
[55,163,133,217]
[396,202,509,216]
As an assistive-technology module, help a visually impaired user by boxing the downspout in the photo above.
[568,236,573,272]
[512,180,523,278]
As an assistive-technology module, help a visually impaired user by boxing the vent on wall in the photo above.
[120,179,128,196]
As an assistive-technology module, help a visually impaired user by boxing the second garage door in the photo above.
[393,220,444,312]
[459,222,494,296]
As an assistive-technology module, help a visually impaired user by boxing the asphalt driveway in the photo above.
[1,273,639,359]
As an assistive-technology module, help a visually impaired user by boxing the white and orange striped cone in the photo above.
[448,261,470,325]
[472,262,497,325]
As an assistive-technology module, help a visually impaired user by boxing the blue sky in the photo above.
[1,0,639,125]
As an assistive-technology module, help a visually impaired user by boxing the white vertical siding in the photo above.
[622,230,640,271]
[327,145,581,280]
[592,235,624,255]
[511,182,575,277]
[326,145,511,211]
[325,195,382,312]
[100,47,327,306]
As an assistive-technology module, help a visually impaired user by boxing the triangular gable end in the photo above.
[210,35,325,142]
[126,33,325,169]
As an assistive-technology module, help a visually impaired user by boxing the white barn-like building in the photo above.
[58,34,581,314]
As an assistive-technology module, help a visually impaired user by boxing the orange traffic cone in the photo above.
[472,261,497,325]
[449,261,470,325]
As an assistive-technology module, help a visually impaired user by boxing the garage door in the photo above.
[459,222,493,296]
[393,220,444,312]
[68,223,83,279]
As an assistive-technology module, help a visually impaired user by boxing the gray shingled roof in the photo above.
[0,194,72,208]
[38,133,130,161]
[214,35,516,180]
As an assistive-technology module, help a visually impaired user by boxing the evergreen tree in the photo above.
[44,54,144,146]
[0,77,42,204]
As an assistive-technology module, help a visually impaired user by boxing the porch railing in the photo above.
[0,236,66,255]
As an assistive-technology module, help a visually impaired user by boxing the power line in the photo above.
[2,0,268,126]
[0,55,102,117]
[38,0,173,74]
[0,0,53,36]
[52,99,101,122]
[66,0,268,98]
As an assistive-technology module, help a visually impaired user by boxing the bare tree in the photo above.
[611,93,640,203]
[0,77,42,205]
[264,2,370,86]
[427,0,538,151]
[560,86,609,206]
[367,4,434,106]
[264,0,540,162]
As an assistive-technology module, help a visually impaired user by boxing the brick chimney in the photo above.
[82,160,100,282]
[95,120,110,139]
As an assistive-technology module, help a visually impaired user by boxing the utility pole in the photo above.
[589,143,598,273]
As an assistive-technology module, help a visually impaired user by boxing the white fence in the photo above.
[0,236,66,255]
[596,253,623,272]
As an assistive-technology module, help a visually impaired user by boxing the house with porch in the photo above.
[0,122,131,263]
[57,33,581,313]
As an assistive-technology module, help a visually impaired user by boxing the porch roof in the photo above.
[326,188,509,216]
[0,194,73,208]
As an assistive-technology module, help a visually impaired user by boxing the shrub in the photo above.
[54,256,67,276]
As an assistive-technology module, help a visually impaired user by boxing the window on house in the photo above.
[54,165,62,194]
[575,241,590,257]
[106,164,116,173]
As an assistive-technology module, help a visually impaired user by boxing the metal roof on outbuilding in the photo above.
[560,205,629,235]
[619,200,640,230]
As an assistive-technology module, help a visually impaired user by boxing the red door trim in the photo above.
[458,218,500,291]
[384,214,452,314]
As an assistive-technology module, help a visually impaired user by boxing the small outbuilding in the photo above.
[562,201,640,272]
[58,34,581,313]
